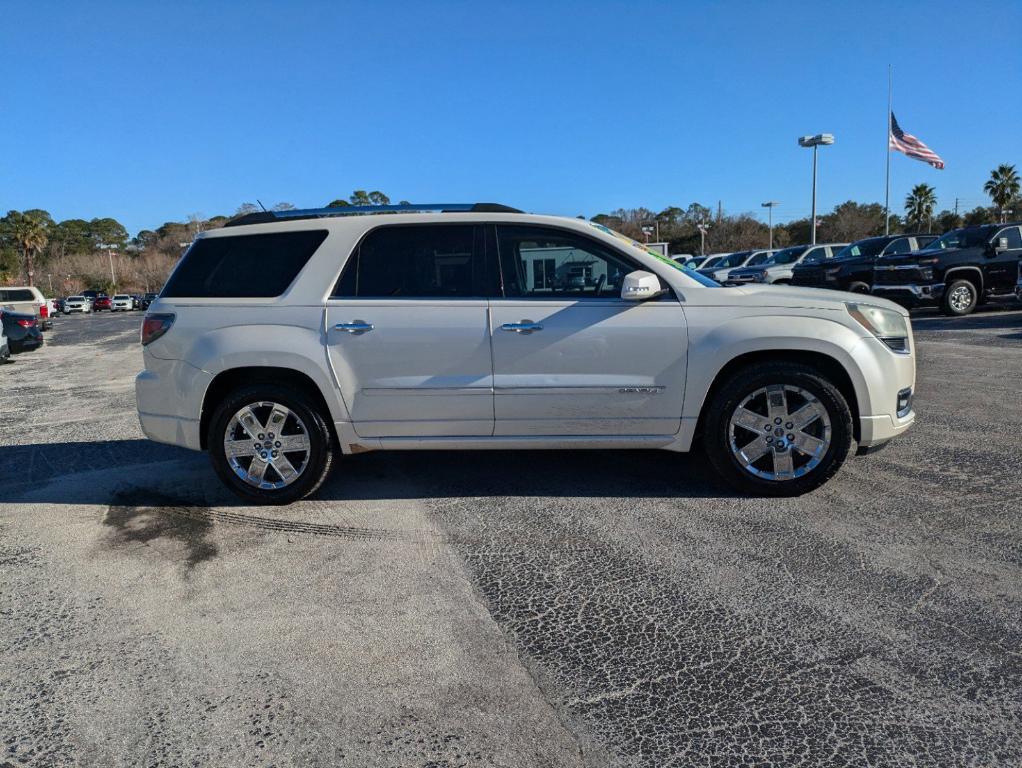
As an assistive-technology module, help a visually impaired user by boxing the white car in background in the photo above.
[137,203,916,505]
[64,296,92,313]
[699,249,777,282]
[111,294,134,311]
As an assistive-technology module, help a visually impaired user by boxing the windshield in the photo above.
[921,226,998,251]
[68,296,84,301]
[588,222,721,287]
[834,238,887,260]
[765,246,806,265]
[713,251,752,269]
[114,295,129,300]
[746,251,773,266]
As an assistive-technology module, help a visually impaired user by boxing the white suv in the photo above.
[136,204,916,504]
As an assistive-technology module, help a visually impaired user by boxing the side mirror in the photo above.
[995,237,1009,252]
[620,270,665,301]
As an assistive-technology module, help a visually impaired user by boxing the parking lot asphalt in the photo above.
[2,307,1020,767]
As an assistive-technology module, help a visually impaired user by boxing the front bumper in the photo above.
[871,282,944,306]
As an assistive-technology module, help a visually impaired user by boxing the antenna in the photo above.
[256,200,267,212]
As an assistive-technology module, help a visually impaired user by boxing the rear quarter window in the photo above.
[162,230,328,298]
[1,289,36,301]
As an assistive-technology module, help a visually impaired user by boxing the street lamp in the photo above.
[761,201,779,250]
[697,222,710,255]
[798,133,834,245]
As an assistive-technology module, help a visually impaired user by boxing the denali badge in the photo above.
[619,386,664,394]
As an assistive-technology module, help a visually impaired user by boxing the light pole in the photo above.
[761,201,779,249]
[697,222,710,255]
[798,134,834,245]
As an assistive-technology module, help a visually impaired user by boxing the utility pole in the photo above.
[47,273,53,294]
[761,202,779,249]
[108,249,116,289]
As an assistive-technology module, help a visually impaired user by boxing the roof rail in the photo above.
[225,202,522,227]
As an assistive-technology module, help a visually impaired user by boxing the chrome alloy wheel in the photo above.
[223,401,312,490]
[948,284,973,313]
[728,384,831,481]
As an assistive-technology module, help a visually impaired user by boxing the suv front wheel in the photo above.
[941,279,978,316]
[208,384,335,505]
[704,362,853,496]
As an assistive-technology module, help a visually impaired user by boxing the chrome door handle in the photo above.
[335,321,374,334]
[501,320,543,334]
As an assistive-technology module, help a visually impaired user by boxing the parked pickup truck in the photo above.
[792,234,935,293]
[871,223,1022,315]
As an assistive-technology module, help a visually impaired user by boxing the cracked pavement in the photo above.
[1,308,1020,766]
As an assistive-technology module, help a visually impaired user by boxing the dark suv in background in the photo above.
[792,234,936,293]
[871,223,1022,315]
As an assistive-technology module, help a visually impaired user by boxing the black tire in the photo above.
[941,279,978,316]
[847,281,870,294]
[207,383,334,505]
[773,279,791,285]
[703,362,853,497]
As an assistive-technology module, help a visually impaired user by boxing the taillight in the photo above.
[39,303,49,318]
[16,318,34,328]
[141,313,175,345]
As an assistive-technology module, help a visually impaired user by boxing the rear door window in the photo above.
[333,224,483,298]
[162,230,328,298]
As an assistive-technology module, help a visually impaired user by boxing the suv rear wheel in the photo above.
[208,384,334,505]
[847,281,870,294]
[941,279,978,316]
[703,362,853,496]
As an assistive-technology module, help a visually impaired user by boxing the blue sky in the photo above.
[2,0,1019,235]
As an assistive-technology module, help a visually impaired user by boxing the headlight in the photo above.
[846,302,909,352]
[753,270,769,282]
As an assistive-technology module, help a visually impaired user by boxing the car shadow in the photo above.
[911,306,1022,332]
[0,438,733,506]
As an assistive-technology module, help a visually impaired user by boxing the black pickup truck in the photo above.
[871,223,1022,315]
[791,234,935,293]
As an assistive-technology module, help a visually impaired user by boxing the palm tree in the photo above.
[7,211,48,286]
[904,184,937,233]
[984,164,1020,222]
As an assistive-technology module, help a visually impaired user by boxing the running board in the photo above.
[342,434,680,453]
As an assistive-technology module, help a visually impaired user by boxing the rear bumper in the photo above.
[135,355,212,452]
[137,411,202,451]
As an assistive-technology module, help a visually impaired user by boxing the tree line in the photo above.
[1,166,1018,293]
[598,163,1020,255]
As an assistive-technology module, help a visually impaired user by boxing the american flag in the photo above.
[889,113,944,169]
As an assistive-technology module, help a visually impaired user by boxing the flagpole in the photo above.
[884,65,892,235]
